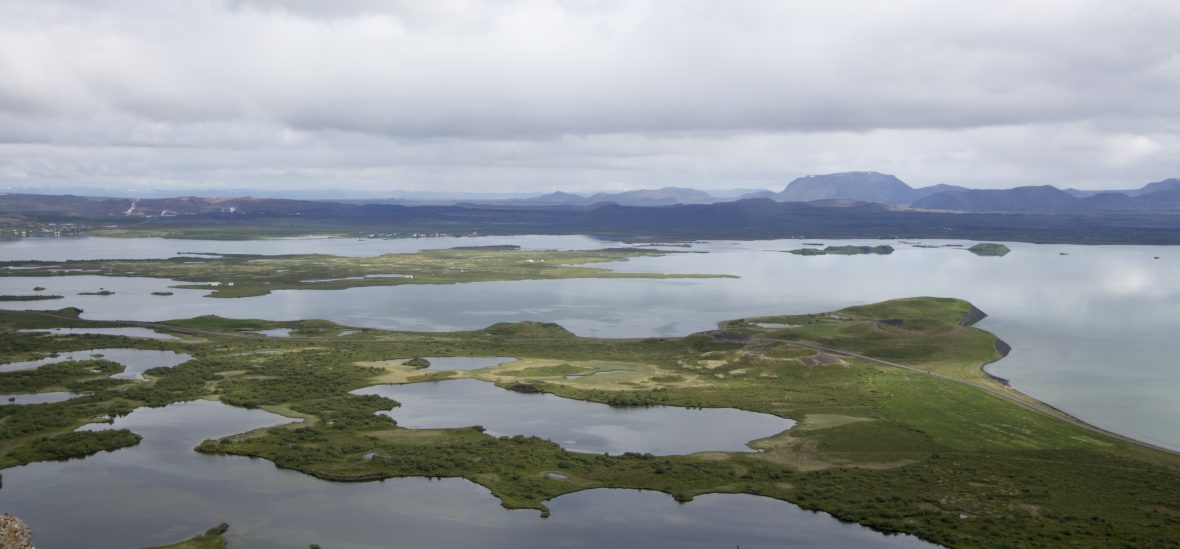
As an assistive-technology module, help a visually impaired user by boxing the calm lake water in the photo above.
[18,327,178,340]
[1,235,1177,547]
[0,234,611,261]
[0,391,80,405]
[0,348,190,380]
[1,236,1175,450]
[0,400,932,549]
[355,379,793,455]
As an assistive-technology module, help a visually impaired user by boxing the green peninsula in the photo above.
[1,299,1178,547]
[0,246,732,298]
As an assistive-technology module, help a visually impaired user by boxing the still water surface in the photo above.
[1,237,1174,450]
[0,400,932,548]
[355,379,793,455]
[0,235,1177,547]
[0,348,190,380]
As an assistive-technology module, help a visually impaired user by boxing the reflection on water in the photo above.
[355,379,794,455]
[0,348,190,380]
[419,356,516,370]
[0,400,933,549]
[1,238,1177,449]
[0,391,81,405]
[18,327,178,340]
[0,234,613,261]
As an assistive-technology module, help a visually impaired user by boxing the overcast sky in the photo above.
[1,0,1178,196]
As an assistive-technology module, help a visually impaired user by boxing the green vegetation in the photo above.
[151,291,174,296]
[968,243,1011,256]
[403,357,431,369]
[0,358,125,393]
[144,523,229,549]
[788,245,894,256]
[0,246,733,298]
[78,290,115,296]
[0,429,141,468]
[0,294,63,301]
[0,298,1177,546]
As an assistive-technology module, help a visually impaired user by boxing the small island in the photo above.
[968,243,1011,256]
[788,245,894,256]
[403,357,431,369]
[0,294,64,301]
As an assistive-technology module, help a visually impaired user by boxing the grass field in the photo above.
[1,298,1177,547]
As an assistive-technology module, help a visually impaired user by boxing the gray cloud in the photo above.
[0,0,1178,194]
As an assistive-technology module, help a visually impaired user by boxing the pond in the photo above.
[0,400,933,549]
[418,356,517,371]
[18,327,178,340]
[354,379,793,455]
[0,348,191,380]
[0,391,82,405]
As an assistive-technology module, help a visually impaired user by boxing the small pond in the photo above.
[0,348,191,380]
[417,356,516,371]
[19,327,178,340]
[353,379,793,455]
[0,392,83,405]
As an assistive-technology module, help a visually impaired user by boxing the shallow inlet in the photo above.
[0,391,82,405]
[354,379,794,455]
[0,348,191,380]
[19,327,178,340]
[417,356,516,371]
[0,400,933,549]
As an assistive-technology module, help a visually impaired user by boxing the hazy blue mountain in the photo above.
[1136,178,1180,196]
[1088,188,1180,211]
[910,185,1080,213]
[1066,178,1180,198]
[775,172,917,205]
[586,187,717,206]
[911,183,969,200]
[737,190,778,200]
[522,191,590,205]
[511,187,719,206]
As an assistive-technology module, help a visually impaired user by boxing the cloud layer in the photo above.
[1,0,1178,194]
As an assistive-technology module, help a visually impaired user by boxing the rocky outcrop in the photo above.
[0,514,34,549]
[506,384,540,394]
[960,305,988,326]
[994,338,1012,357]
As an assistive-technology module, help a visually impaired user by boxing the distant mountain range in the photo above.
[763,172,967,205]
[3,174,1179,221]
[509,187,720,207]
[911,181,1180,213]
[497,173,1180,214]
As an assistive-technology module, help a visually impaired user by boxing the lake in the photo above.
[1,236,1175,450]
[1,234,1177,547]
